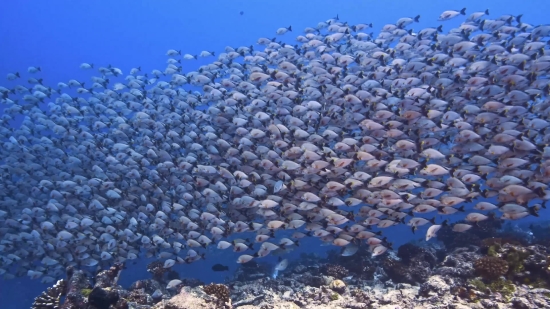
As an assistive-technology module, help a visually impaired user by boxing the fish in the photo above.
[0,8,549,284]
[341,244,359,256]
[211,264,229,272]
[151,289,163,299]
[166,279,183,290]
[453,224,473,233]
[276,26,292,35]
[426,221,447,241]
[270,257,288,279]
[438,8,467,21]
[372,245,388,257]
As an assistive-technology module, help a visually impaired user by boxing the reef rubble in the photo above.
[32,227,550,309]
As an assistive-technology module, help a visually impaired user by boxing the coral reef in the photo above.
[321,264,349,279]
[474,256,509,280]
[28,224,550,309]
[328,279,346,293]
[435,246,480,279]
[88,286,120,309]
[147,261,168,281]
[380,243,441,285]
[94,263,124,288]
[31,279,66,309]
[160,287,218,309]
[232,260,271,282]
[437,219,502,250]
[203,283,231,308]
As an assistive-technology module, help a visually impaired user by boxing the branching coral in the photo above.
[147,260,167,281]
[323,264,349,279]
[31,279,66,309]
[474,256,509,280]
[203,283,231,308]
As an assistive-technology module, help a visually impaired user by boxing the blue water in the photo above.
[0,1,548,308]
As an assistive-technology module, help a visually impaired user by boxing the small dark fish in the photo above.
[240,11,244,15]
[212,264,229,272]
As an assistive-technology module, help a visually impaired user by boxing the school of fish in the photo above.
[1,8,550,284]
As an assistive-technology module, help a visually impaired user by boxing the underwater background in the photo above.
[0,0,549,308]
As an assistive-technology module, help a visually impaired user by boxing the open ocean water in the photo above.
[0,1,548,308]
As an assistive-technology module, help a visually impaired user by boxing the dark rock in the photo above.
[166,270,180,281]
[435,247,480,279]
[397,243,437,266]
[512,297,531,309]
[298,274,324,287]
[88,287,119,309]
[181,277,204,288]
[113,298,129,309]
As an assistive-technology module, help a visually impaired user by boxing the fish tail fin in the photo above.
[414,15,420,22]
[429,217,436,224]
[534,187,545,198]
[458,205,465,212]
[528,206,540,217]
[485,9,489,15]
[287,25,292,31]
[441,220,448,227]
[211,51,215,56]
[460,8,466,15]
